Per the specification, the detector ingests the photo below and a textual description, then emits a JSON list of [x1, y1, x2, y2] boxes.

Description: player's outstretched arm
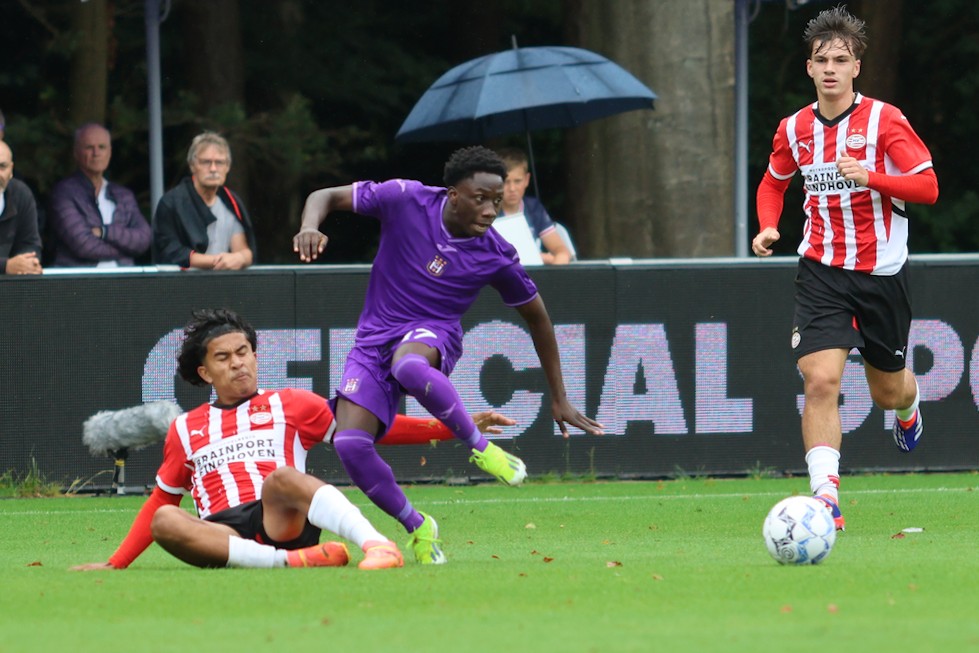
[[383, 410, 517, 445], [294, 185, 355, 262], [516, 296, 605, 438]]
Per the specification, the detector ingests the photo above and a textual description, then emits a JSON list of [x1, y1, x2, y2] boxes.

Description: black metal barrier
[[2, 256, 977, 491]]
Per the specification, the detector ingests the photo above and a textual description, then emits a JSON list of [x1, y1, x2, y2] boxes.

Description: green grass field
[[1, 473, 977, 653]]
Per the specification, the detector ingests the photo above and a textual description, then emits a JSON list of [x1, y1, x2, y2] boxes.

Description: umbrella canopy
[[395, 45, 656, 143]]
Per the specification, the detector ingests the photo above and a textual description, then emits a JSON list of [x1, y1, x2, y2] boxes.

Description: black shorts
[[204, 500, 321, 550], [791, 257, 912, 373]]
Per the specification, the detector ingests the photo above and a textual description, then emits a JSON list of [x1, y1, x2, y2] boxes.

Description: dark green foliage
[[1, 1, 975, 261]]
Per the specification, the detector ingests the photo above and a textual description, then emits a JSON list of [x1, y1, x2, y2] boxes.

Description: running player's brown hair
[[803, 6, 867, 59]]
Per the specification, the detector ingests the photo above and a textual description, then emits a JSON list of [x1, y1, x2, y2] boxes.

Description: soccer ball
[[762, 495, 837, 565]]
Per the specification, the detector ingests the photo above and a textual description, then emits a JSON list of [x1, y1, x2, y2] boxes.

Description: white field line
[[0, 485, 973, 517]]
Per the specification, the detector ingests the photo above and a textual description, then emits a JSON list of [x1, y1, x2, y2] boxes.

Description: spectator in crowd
[[46, 123, 152, 267], [0, 140, 42, 275], [152, 131, 255, 269], [0, 108, 48, 247], [494, 147, 572, 266]]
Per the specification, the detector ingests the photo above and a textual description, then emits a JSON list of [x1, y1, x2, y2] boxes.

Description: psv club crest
[[249, 403, 273, 426], [427, 255, 448, 276], [845, 129, 866, 151]]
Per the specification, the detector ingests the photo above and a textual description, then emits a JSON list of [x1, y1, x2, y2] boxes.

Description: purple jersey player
[[294, 146, 603, 564]]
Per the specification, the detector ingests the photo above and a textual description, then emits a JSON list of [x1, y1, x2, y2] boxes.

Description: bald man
[[47, 123, 152, 267], [0, 140, 42, 275]]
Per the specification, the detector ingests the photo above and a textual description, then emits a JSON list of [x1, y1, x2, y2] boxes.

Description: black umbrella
[[396, 43, 656, 197]]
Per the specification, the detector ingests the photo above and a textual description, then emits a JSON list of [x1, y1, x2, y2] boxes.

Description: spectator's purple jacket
[[47, 171, 152, 267]]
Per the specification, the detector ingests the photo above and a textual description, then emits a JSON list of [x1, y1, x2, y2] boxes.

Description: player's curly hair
[[177, 308, 257, 386], [804, 6, 867, 59], [442, 146, 507, 187]]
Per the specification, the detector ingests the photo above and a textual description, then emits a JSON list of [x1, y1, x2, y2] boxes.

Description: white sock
[[308, 485, 387, 549], [805, 445, 841, 501], [895, 378, 920, 422], [226, 536, 287, 568]]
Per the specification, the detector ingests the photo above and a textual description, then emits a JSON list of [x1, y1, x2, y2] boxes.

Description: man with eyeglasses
[[153, 131, 256, 269]]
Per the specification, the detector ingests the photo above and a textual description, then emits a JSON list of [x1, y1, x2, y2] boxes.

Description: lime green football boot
[[469, 441, 527, 486], [408, 512, 446, 565]]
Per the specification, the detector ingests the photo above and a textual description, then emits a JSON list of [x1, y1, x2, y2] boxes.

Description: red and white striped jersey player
[[72, 308, 512, 572], [751, 7, 938, 532]]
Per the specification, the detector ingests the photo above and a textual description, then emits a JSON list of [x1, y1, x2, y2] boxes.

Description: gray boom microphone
[[83, 400, 183, 455], [82, 401, 183, 494]]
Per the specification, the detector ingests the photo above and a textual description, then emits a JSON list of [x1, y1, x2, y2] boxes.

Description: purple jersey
[[351, 179, 538, 353]]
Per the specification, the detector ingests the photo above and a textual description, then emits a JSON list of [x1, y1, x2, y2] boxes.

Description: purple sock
[[332, 429, 424, 532], [392, 354, 488, 451]]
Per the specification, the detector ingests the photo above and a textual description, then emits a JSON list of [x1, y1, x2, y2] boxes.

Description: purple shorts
[[333, 326, 461, 431]]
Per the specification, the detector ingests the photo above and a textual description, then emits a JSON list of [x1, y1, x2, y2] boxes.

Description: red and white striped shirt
[[766, 94, 933, 275], [156, 388, 335, 519]]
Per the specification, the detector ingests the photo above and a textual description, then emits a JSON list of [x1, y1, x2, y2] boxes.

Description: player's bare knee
[[263, 467, 285, 494], [150, 505, 182, 545], [803, 373, 841, 403], [263, 467, 317, 509], [264, 467, 304, 493]]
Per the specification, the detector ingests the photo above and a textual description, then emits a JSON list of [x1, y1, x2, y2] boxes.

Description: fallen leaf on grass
[[780, 605, 793, 614], [542, 557, 554, 563], [26, 561, 42, 567], [827, 604, 838, 614], [525, 523, 536, 529], [606, 561, 622, 568], [891, 532, 906, 539]]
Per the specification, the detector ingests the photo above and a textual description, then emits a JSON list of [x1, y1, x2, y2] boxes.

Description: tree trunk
[[177, 0, 249, 206], [69, 0, 109, 126], [178, 0, 246, 113], [564, 0, 735, 258], [852, 0, 903, 102], [240, 1, 307, 262]]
